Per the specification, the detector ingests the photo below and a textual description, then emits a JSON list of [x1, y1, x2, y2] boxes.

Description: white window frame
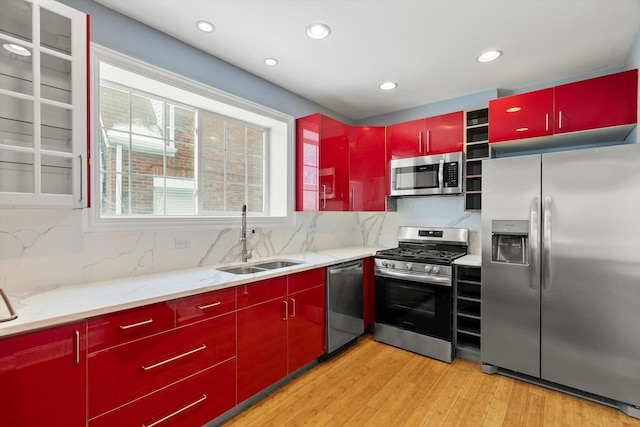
[[85, 44, 295, 232]]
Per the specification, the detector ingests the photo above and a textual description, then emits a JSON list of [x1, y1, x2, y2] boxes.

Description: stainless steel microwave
[[390, 152, 464, 196]]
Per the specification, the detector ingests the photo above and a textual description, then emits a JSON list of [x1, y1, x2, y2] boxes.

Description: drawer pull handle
[[195, 301, 222, 310], [141, 344, 207, 371], [142, 394, 207, 427], [119, 318, 154, 330]]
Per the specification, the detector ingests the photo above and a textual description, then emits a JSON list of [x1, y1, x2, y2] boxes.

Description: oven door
[[374, 270, 452, 341]]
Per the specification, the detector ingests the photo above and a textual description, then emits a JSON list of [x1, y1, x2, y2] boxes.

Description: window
[[88, 45, 294, 231]]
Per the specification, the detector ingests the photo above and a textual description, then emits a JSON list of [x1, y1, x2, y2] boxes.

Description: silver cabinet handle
[[558, 111, 563, 129], [142, 394, 207, 427], [290, 298, 296, 318], [283, 300, 288, 321], [542, 196, 553, 291], [141, 344, 207, 371], [438, 159, 444, 192], [426, 129, 431, 153], [321, 184, 327, 209], [74, 329, 80, 365], [0, 289, 18, 323], [351, 188, 355, 210], [417, 132, 422, 154], [529, 197, 540, 290], [545, 113, 549, 132], [119, 318, 153, 330], [196, 301, 221, 310], [78, 154, 83, 203]]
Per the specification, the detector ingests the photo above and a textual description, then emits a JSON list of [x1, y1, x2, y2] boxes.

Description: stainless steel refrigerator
[[481, 143, 640, 418]]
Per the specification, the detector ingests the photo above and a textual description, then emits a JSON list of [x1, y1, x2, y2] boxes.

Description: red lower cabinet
[[0, 321, 87, 427], [237, 292, 288, 402], [89, 358, 236, 427], [288, 284, 325, 372], [88, 312, 236, 418]]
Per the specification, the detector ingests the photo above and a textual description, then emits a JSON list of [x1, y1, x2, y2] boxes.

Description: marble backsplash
[[0, 196, 480, 294]]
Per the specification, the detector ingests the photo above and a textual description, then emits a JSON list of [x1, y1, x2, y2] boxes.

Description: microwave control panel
[[444, 162, 459, 187]]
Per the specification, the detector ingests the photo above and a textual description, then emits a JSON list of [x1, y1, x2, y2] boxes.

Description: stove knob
[[424, 265, 432, 273], [382, 261, 389, 268], [390, 262, 396, 269], [432, 266, 440, 274], [406, 263, 413, 270]]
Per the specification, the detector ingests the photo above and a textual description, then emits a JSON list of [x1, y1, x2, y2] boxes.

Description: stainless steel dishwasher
[[325, 260, 364, 356]]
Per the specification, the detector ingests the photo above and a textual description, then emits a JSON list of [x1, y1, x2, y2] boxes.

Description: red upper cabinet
[[489, 88, 554, 143], [386, 118, 426, 159], [554, 69, 638, 134], [0, 321, 87, 427], [296, 114, 349, 211], [349, 126, 386, 211], [423, 111, 464, 154], [489, 69, 638, 146]]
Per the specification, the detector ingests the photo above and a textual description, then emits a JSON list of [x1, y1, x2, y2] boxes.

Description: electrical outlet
[[174, 238, 191, 249]]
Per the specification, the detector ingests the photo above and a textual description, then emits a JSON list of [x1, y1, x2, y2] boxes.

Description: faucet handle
[[247, 249, 253, 260]]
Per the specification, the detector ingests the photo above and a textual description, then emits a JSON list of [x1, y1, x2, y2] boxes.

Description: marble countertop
[[0, 247, 380, 338], [453, 254, 481, 267]]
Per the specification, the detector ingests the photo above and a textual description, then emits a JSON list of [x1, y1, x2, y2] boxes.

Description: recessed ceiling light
[[306, 23, 331, 40], [264, 58, 278, 66], [379, 82, 398, 91], [3, 43, 31, 56], [477, 50, 502, 63], [196, 20, 215, 33]]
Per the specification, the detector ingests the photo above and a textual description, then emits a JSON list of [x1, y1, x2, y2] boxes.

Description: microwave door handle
[[438, 159, 444, 192]]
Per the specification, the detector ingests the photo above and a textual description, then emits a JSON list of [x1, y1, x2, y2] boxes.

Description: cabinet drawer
[[237, 277, 287, 309], [87, 302, 175, 353], [89, 358, 236, 427], [88, 312, 235, 418], [175, 287, 236, 326], [288, 268, 324, 294]]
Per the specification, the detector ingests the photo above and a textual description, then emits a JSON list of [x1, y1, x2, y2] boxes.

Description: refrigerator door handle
[[530, 197, 541, 290], [542, 196, 553, 291]]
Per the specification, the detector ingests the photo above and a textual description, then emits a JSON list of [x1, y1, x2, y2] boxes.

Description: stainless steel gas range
[[374, 226, 468, 363]]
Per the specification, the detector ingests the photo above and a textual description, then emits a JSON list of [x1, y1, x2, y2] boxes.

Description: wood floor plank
[[221, 335, 640, 427]]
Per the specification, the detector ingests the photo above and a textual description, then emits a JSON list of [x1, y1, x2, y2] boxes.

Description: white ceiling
[[95, 0, 640, 121]]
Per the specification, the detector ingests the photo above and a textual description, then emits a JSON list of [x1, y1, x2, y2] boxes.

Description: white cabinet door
[[0, 0, 88, 207]]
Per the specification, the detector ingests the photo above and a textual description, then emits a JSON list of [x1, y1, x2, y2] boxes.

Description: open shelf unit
[[454, 264, 481, 362], [464, 108, 491, 211]]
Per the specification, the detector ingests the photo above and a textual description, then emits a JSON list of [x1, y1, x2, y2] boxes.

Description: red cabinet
[[386, 112, 464, 160], [287, 269, 325, 372], [489, 69, 638, 145], [88, 312, 235, 418], [237, 269, 326, 403], [237, 277, 288, 402], [175, 287, 236, 326], [0, 321, 87, 427], [296, 113, 349, 211], [349, 126, 386, 211], [90, 359, 235, 427]]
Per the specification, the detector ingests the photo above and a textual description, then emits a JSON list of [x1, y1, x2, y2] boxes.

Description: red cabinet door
[[386, 118, 426, 159], [319, 115, 350, 211], [90, 359, 236, 427], [489, 88, 554, 144], [287, 267, 324, 294], [237, 293, 288, 402], [554, 69, 638, 134], [349, 126, 386, 211], [296, 114, 320, 211], [0, 321, 87, 427], [288, 284, 325, 373], [423, 111, 464, 154]]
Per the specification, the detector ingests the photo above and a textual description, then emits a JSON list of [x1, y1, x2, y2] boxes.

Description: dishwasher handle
[[328, 261, 363, 275]]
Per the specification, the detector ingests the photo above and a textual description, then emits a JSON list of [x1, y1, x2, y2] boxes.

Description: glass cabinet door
[[0, 0, 87, 207]]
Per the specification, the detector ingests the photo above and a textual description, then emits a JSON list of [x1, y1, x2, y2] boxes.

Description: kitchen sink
[[253, 260, 303, 270], [215, 259, 303, 275]]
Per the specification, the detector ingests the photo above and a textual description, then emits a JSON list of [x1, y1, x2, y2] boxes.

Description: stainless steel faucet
[[241, 204, 252, 262]]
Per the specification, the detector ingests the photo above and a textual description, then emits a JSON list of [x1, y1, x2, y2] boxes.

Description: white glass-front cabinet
[[0, 0, 88, 207]]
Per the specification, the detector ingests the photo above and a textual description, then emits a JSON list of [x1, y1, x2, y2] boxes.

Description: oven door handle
[[375, 268, 451, 287]]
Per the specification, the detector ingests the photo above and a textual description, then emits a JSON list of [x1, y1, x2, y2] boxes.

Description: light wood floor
[[221, 335, 640, 427]]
